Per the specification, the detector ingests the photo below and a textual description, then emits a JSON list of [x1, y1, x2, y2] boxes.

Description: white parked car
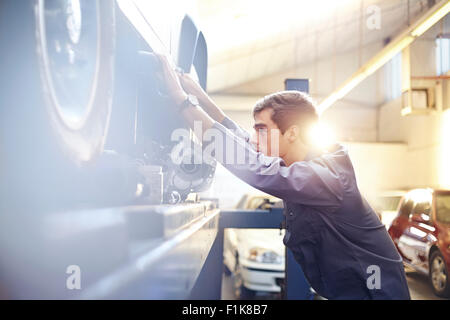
[[223, 193, 285, 299]]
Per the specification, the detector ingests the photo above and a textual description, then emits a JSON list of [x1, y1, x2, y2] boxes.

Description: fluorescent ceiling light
[[411, 1, 450, 37]]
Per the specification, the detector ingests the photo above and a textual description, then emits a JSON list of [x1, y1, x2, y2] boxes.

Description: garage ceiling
[[196, 0, 435, 94]]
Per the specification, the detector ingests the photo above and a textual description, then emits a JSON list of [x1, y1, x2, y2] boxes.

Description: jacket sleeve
[[220, 116, 252, 145], [209, 120, 344, 208]]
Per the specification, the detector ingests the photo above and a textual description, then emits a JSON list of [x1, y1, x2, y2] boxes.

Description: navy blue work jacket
[[212, 117, 411, 300]]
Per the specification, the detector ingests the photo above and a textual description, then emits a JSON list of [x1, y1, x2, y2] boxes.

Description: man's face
[[251, 108, 289, 157]]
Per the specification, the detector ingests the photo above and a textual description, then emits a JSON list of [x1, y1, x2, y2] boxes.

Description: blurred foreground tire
[[0, 0, 115, 212]]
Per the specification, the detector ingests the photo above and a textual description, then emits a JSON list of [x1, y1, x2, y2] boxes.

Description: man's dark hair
[[253, 91, 319, 136]]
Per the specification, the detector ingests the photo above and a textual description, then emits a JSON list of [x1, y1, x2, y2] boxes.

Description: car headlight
[[248, 247, 282, 264]]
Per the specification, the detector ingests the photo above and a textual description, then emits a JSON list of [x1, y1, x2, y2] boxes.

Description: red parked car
[[388, 188, 450, 298]]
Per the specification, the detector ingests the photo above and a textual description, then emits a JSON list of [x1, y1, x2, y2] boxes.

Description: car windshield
[[248, 197, 277, 210], [435, 194, 450, 224], [377, 196, 402, 211]]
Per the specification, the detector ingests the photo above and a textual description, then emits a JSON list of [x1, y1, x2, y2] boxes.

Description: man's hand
[[151, 53, 187, 107], [178, 72, 205, 99], [152, 52, 226, 124], [178, 70, 227, 124]]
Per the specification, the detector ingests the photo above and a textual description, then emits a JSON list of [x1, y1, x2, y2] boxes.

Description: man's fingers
[[150, 52, 173, 73], [148, 52, 188, 103], [174, 67, 185, 75], [177, 72, 186, 82], [151, 52, 188, 83], [178, 73, 191, 84]]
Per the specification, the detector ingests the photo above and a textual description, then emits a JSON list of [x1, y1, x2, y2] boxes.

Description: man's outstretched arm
[[153, 53, 344, 208], [178, 72, 252, 144]]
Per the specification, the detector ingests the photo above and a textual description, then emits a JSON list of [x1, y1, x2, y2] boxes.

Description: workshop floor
[[221, 266, 450, 300]]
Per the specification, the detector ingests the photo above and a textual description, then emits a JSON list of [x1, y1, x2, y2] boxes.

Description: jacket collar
[[304, 143, 343, 161], [304, 146, 324, 162], [280, 143, 344, 166]]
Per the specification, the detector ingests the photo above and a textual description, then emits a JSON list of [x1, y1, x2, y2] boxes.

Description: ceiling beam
[[317, 0, 450, 115]]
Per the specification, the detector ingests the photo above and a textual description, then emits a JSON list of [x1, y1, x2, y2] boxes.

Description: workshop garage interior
[[1, 0, 450, 305]]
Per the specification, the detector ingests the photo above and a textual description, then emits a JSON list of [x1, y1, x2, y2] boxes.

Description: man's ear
[[285, 125, 300, 143]]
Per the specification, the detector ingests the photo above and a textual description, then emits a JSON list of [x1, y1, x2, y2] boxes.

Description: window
[[248, 197, 274, 210], [385, 53, 402, 101], [411, 201, 431, 221], [398, 198, 414, 218], [435, 194, 450, 224], [436, 36, 450, 76], [235, 195, 248, 209], [376, 196, 402, 211]]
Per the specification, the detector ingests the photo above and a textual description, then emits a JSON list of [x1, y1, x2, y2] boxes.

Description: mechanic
[[152, 53, 411, 300]]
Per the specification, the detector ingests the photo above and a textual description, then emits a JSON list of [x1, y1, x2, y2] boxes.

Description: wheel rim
[[431, 255, 447, 292], [39, 0, 100, 128]]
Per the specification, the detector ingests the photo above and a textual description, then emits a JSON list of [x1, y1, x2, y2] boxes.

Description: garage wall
[[345, 142, 409, 197], [378, 96, 450, 190], [377, 20, 450, 190]]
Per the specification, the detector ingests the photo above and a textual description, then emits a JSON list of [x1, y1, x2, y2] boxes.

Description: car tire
[[429, 250, 450, 298], [0, 0, 115, 211]]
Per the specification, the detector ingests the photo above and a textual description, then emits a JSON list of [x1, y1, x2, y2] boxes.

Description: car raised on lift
[[0, 0, 213, 299]]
